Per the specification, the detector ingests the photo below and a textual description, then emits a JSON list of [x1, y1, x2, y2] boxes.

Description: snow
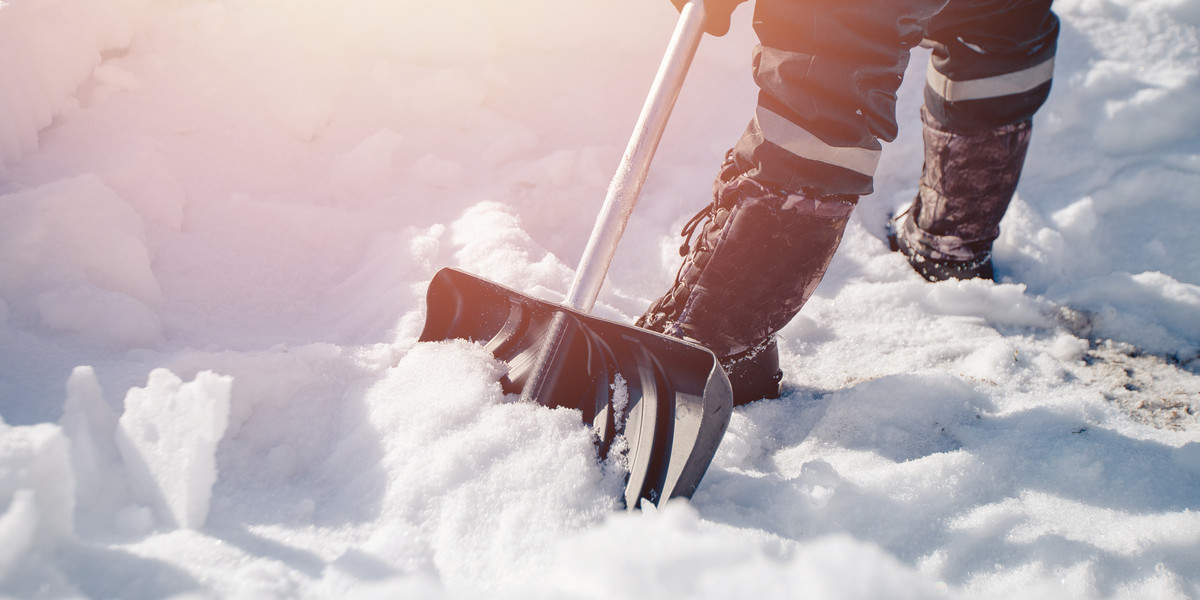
[[0, 0, 1198, 598], [116, 368, 231, 530]]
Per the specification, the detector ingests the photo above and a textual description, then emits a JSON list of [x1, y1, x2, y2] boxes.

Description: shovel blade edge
[[419, 267, 733, 507]]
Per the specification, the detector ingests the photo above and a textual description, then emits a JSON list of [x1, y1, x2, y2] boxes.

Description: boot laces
[[678, 202, 714, 257], [644, 200, 715, 332]]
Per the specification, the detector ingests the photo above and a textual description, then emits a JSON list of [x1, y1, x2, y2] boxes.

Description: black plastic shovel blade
[[419, 267, 733, 508]]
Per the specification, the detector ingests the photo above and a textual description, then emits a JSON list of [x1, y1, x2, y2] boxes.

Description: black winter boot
[[637, 155, 856, 406], [892, 107, 1033, 282]]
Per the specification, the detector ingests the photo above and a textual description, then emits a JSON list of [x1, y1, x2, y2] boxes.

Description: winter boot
[[891, 107, 1033, 282], [637, 155, 856, 406]]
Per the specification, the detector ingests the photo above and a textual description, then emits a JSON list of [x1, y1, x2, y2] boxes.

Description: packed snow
[[1, 0, 1199, 598]]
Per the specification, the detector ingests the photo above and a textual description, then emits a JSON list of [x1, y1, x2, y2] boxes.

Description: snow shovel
[[420, 0, 731, 509]]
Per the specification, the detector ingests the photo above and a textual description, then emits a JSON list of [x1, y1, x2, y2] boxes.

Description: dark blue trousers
[[730, 0, 1058, 196]]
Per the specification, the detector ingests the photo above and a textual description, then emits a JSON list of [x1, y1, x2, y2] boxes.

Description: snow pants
[[729, 0, 1059, 197]]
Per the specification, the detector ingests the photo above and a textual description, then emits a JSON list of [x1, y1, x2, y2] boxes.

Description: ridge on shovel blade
[[419, 267, 733, 508]]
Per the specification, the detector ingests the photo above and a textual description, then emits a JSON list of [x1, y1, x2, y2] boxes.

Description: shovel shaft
[[564, 0, 707, 312], [425, 3, 734, 506]]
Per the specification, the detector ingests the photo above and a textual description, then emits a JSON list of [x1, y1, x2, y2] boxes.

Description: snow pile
[[321, 340, 621, 591], [0, 365, 233, 597], [0, 419, 74, 584], [116, 369, 231, 530], [994, 0, 1200, 358], [58, 367, 129, 535], [0, 175, 163, 347], [1, 0, 1199, 598], [0, 0, 143, 173]]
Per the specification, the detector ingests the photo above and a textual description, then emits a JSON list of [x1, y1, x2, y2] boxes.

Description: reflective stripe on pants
[[731, 0, 1058, 195]]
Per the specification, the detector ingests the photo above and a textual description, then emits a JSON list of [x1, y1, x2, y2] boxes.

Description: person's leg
[[639, 0, 946, 404], [731, 0, 949, 197], [893, 0, 1058, 281], [637, 155, 857, 403]]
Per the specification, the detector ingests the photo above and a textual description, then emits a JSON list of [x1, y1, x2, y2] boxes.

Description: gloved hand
[[670, 0, 748, 36]]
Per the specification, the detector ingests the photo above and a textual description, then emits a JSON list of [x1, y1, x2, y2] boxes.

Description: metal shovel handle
[[423, 2, 731, 505], [564, 0, 708, 312]]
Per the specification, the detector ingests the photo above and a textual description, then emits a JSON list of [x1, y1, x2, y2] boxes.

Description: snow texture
[[116, 369, 231, 530], [1, 0, 1199, 598]]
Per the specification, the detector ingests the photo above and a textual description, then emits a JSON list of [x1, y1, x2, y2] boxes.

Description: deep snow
[[1, 0, 1199, 598]]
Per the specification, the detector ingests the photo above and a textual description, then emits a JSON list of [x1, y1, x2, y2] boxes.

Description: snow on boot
[[892, 107, 1032, 282], [637, 155, 855, 405], [888, 212, 995, 281], [720, 337, 783, 406]]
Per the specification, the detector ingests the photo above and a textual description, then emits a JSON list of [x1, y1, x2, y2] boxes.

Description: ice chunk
[[0, 174, 163, 346], [0, 174, 161, 304], [58, 366, 128, 534], [60, 366, 120, 484], [116, 369, 232, 530], [0, 0, 139, 167], [0, 420, 76, 557]]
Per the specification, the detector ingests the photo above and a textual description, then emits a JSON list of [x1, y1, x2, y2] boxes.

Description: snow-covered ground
[[2, 0, 1199, 597]]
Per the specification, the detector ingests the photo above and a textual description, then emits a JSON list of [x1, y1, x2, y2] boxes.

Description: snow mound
[[325, 339, 622, 588], [0, 174, 162, 346], [0, 419, 75, 586], [0, 0, 142, 172], [116, 369, 232, 530], [1, 0, 1199, 597]]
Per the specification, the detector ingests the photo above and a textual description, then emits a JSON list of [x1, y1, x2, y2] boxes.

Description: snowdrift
[[1, 0, 1198, 598]]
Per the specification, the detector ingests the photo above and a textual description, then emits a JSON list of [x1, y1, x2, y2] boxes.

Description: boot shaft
[[904, 107, 1033, 265], [639, 156, 855, 359]]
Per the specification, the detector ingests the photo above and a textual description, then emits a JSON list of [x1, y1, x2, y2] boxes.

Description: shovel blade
[[419, 267, 733, 507]]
